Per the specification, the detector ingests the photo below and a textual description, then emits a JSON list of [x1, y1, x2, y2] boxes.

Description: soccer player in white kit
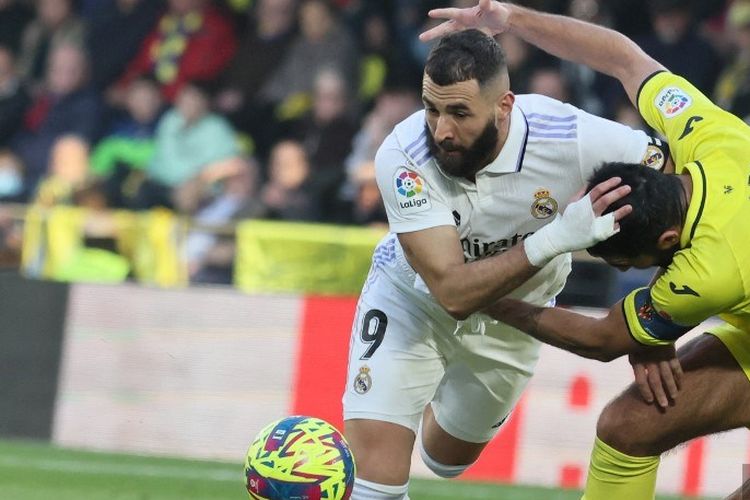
[[343, 29, 671, 500]]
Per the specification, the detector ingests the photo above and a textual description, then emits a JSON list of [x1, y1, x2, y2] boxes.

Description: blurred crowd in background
[[0, 0, 747, 283]]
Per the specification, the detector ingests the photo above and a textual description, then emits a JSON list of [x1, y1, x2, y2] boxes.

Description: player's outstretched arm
[[485, 298, 682, 407], [420, 1, 665, 106], [485, 298, 636, 362]]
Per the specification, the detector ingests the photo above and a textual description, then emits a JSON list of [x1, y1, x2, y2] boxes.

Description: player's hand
[[570, 176, 633, 232], [523, 177, 631, 267], [629, 345, 683, 409], [419, 0, 512, 42]]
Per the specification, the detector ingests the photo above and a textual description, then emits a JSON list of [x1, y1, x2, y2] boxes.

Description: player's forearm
[[505, 4, 651, 101], [435, 245, 539, 320], [485, 298, 627, 361]]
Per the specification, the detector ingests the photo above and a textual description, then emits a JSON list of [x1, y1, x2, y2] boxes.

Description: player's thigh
[[344, 419, 415, 485], [343, 287, 446, 427], [598, 330, 750, 456], [342, 282, 447, 479], [426, 323, 541, 463]]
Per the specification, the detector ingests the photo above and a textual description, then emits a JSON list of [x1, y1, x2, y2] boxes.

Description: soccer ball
[[244, 415, 356, 500]]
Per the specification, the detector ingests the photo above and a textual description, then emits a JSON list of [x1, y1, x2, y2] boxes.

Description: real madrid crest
[[642, 144, 665, 170], [353, 366, 372, 394], [530, 188, 558, 219]]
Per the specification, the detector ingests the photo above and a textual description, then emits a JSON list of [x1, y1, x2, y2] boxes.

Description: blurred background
[[0, 0, 747, 290], [0, 1, 748, 499]]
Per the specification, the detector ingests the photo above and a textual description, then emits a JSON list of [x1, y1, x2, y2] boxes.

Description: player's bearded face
[[425, 118, 499, 178]]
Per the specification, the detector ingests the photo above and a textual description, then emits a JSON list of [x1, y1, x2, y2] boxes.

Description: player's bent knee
[[419, 438, 472, 478], [351, 478, 410, 500], [596, 392, 663, 456], [597, 397, 637, 449]]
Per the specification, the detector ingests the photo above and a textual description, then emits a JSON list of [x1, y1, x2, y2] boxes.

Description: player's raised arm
[[420, 0, 665, 106]]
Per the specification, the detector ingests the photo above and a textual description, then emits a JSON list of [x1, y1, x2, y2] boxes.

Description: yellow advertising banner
[[21, 206, 187, 287], [235, 221, 386, 295]]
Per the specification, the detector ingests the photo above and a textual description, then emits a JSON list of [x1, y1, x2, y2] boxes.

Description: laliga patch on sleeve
[[655, 87, 692, 118], [393, 167, 431, 214]]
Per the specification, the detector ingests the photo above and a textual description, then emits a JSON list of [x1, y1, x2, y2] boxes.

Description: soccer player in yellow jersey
[[422, 1, 750, 498]]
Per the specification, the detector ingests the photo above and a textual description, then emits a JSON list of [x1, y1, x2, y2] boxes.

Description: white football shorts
[[342, 271, 543, 444]]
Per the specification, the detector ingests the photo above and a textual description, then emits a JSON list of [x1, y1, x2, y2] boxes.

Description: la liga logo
[[665, 94, 688, 115], [656, 87, 692, 117], [395, 171, 423, 198]]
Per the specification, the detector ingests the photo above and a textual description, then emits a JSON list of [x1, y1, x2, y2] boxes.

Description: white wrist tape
[[524, 195, 619, 267]]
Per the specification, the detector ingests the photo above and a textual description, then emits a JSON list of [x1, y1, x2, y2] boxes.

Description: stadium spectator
[[0, 45, 30, 148], [422, 1, 750, 498], [527, 65, 572, 102], [0, 0, 33, 55], [134, 79, 241, 210], [215, 0, 298, 120], [343, 27, 667, 499], [353, 7, 422, 104], [714, 0, 750, 122], [284, 68, 357, 220], [17, 0, 86, 91], [104, 77, 164, 142], [185, 158, 264, 284], [339, 160, 387, 227], [340, 85, 420, 205], [260, 139, 319, 221], [635, 0, 722, 96], [113, 0, 237, 103], [11, 42, 102, 195], [258, 0, 358, 120], [33, 134, 90, 207], [558, 0, 623, 117], [91, 77, 164, 208], [84, 0, 163, 90]]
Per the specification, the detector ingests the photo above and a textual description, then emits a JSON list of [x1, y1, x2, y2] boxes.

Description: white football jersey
[[371, 93, 661, 306]]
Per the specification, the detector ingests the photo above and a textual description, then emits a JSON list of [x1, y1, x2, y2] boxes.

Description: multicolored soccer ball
[[244, 416, 356, 500]]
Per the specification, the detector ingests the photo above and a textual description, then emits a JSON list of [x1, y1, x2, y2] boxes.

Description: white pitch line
[[0, 455, 241, 482]]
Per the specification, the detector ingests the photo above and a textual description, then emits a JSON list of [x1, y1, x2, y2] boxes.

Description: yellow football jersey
[[622, 71, 750, 345]]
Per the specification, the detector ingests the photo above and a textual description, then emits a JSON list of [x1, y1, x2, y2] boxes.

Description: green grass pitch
[[0, 439, 715, 499]]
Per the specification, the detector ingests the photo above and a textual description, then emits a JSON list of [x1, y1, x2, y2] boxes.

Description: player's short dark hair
[[424, 29, 507, 87], [586, 162, 686, 259]]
